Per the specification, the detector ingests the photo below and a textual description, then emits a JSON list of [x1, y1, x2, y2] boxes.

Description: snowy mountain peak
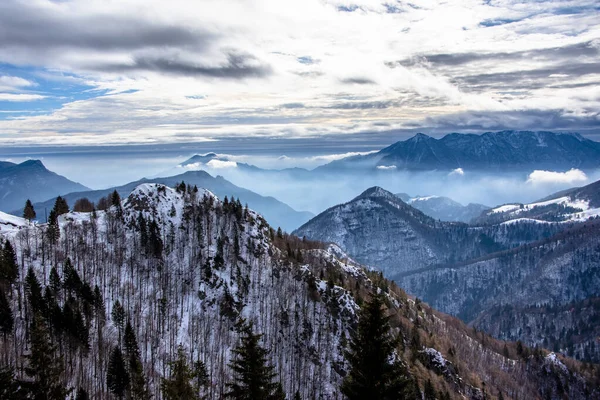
[[355, 186, 400, 203]]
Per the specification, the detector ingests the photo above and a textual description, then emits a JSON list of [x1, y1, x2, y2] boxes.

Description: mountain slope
[[293, 187, 496, 275], [0, 160, 89, 213], [319, 131, 600, 172], [394, 220, 600, 363], [26, 170, 313, 232], [1, 183, 598, 399], [475, 178, 600, 225]]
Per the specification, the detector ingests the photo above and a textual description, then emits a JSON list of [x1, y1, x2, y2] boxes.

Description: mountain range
[[1, 183, 598, 399], [294, 183, 600, 363], [318, 131, 600, 172], [0, 160, 89, 213]]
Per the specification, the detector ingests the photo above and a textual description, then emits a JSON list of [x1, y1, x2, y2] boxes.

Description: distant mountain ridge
[[319, 131, 600, 172], [0, 159, 89, 213], [396, 193, 489, 222], [25, 170, 313, 232]]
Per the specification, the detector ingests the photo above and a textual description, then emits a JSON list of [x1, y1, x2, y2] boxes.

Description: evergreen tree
[[110, 190, 121, 207], [46, 210, 60, 243], [341, 292, 416, 400], [23, 316, 70, 400], [161, 345, 198, 400], [124, 321, 150, 400], [193, 359, 209, 398], [53, 196, 69, 216], [0, 241, 18, 288], [0, 288, 14, 339], [107, 346, 129, 399], [23, 199, 36, 221], [111, 300, 125, 340], [225, 321, 283, 400], [25, 267, 45, 315]]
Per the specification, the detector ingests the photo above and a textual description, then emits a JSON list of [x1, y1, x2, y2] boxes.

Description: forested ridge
[[0, 183, 599, 399]]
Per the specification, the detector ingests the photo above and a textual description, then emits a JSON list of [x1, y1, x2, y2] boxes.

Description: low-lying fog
[[2, 143, 599, 215]]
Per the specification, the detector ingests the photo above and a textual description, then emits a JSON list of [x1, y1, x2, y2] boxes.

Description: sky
[[0, 0, 599, 147]]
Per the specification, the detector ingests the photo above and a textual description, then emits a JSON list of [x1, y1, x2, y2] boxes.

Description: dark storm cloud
[[455, 62, 600, 91], [98, 53, 272, 79], [0, 1, 211, 52], [340, 77, 376, 85], [422, 109, 600, 133], [393, 41, 599, 68]]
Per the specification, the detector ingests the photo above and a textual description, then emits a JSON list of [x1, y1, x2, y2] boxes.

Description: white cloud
[[526, 168, 588, 185], [376, 165, 397, 170], [311, 151, 379, 163], [449, 167, 465, 176], [0, 93, 46, 101], [206, 159, 238, 169], [0, 0, 598, 144]]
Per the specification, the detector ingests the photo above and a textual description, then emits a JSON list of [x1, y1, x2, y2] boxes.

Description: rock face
[[0, 159, 89, 213], [319, 131, 600, 171]]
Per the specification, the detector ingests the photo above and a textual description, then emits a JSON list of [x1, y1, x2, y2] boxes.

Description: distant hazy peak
[[355, 186, 400, 202]]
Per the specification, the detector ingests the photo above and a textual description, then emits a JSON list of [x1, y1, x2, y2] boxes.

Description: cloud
[[526, 168, 588, 185], [449, 167, 465, 176], [206, 159, 238, 169], [340, 77, 376, 85], [0, 0, 598, 145], [0, 75, 36, 91], [376, 165, 397, 170], [98, 52, 272, 79], [0, 93, 46, 101], [310, 151, 379, 163]]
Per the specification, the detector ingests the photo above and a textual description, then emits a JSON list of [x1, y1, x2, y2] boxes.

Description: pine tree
[[124, 321, 149, 400], [23, 315, 70, 400], [107, 346, 129, 399], [161, 345, 198, 400], [341, 292, 416, 400], [46, 210, 60, 243], [25, 267, 45, 315], [111, 300, 125, 341], [23, 199, 36, 221], [53, 196, 69, 216], [0, 241, 18, 288], [225, 321, 283, 400], [0, 288, 14, 339]]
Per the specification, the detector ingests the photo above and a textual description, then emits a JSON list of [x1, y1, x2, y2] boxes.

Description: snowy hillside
[[1, 183, 598, 399], [477, 179, 600, 225]]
